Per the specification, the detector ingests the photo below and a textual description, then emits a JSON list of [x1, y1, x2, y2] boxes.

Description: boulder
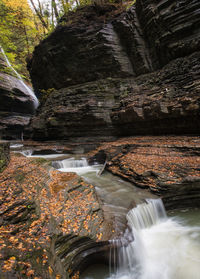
[[28, 0, 200, 140]]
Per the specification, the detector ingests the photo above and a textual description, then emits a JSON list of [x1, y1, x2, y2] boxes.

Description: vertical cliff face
[[28, 5, 135, 93], [28, 1, 200, 140]]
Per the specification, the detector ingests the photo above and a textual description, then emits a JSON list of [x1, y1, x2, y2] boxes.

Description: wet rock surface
[[28, 0, 200, 139], [0, 54, 35, 139], [91, 136, 200, 210]]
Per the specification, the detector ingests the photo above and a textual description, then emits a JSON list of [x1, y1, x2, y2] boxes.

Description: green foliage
[[0, 1, 16, 65], [0, 0, 132, 80], [31, 157, 50, 165], [15, 171, 25, 183], [0, 0, 44, 79], [40, 88, 55, 103], [126, 0, 136, 10]]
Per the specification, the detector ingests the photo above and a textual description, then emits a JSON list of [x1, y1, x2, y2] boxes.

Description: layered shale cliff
[[28, 0, 200, 140], [0, 53, 35, 139]]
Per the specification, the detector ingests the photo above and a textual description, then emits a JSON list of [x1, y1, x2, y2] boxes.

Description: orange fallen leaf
[[48, 266, 53, 275], [27, 269, 35, 276]]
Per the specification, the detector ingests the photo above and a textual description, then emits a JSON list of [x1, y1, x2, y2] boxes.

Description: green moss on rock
[[0, 142, 10, 172]]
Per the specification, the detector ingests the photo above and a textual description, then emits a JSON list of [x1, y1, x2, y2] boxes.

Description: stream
[[14, 145, 200, 279]]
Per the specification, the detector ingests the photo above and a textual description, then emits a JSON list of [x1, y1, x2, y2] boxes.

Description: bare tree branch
[[29, 0, 48, 29]]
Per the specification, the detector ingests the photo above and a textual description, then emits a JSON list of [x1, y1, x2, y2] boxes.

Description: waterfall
[[0, 46, 39, 109], [52, 158, 101, 175], [19, 149, 67, 159], [127, 199, 167, 230], [20, 149, 33, 157], [109, 199, 200, 279]]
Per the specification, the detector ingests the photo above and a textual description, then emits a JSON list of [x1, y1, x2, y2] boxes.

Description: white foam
[[109, 200, 200, 279]]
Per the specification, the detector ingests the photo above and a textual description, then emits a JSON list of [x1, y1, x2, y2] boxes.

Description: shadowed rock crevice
[[136, 0, 200, 68]]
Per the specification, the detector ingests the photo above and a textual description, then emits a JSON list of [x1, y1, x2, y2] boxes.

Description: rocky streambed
[[0, 148, 111, 279], [0, 135, 200, 278]]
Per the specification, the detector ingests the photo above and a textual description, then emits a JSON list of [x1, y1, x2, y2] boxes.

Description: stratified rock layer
[[28, 0, 200, 139], [0, 154, 110, 278], [0, 54, 35, 139], [30, 51, 200, 139], [91, 136, 200, 210]]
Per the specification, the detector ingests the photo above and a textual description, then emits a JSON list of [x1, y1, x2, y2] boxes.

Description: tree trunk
[[52, 0, 59, 21], [29, 0, 48, 30]]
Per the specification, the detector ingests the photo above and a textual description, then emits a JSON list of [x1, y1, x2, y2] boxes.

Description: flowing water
[[19, 151, 200, 278], [0, 46, 39, 108], [20, 149, 67, 159], [82, 201, 200, 279], [52, 157, 101, 175], [108, 200, 200, 279], [52, 157, 154, 233]]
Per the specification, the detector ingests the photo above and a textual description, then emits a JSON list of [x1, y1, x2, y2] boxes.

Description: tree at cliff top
[[29, 0, 95, 29], [29, 0, 127, 30], [0, 0, 44, 78]]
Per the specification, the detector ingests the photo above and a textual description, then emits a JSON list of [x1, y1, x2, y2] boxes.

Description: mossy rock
[[0, 142, 10, 172]]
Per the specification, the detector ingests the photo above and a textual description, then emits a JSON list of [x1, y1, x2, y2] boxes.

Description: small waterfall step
[[127, 198, 167, 230], [52, 157, 101, 175], [109, 199, 200, 279]]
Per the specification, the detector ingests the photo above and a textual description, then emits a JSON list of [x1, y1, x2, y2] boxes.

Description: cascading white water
[[21, 149, 33, 157], [19, 149, 67, 159], [53, 158, 101, 175], [0, 46, 39, 108], [109, 199, 200, 279], [127, 199, 167, 230]]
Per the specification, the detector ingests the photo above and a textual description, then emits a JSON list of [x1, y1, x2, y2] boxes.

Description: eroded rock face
[[0, 54, 35, 139], [136, 0, 200, 68], [28, 5, 135, 93], [28, 1, 200, 140], [30, 51, 200, 139]]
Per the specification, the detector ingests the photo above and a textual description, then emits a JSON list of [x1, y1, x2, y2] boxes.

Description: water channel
[[15, 145, 200, 279]]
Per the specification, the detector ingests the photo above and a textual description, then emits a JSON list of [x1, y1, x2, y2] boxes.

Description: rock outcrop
[[91, 136, 200, 210], [0, 154, 111, 278], [0, 52, 35, 139], [28, 0, 200, 140]]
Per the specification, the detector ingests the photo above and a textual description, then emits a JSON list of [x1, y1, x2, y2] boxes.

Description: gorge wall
[[28, 0, 200, 140], [0, 52, 35, 139]]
